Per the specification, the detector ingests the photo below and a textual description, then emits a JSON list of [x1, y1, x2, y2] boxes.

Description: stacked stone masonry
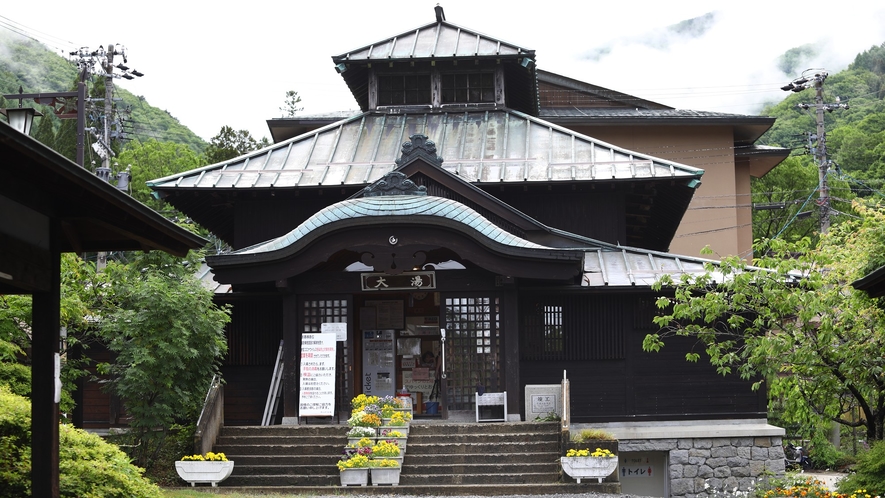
[[620, 436, 786, 498]]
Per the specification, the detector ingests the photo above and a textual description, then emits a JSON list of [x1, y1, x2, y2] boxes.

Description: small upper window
[[378, 74, 431, 106], [441, 72, 495, 103]]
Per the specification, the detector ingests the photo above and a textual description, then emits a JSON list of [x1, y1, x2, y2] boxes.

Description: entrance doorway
[[442, 295, 502, 412]]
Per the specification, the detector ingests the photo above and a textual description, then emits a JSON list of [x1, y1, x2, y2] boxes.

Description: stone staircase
[[209, 421, 620, 494]]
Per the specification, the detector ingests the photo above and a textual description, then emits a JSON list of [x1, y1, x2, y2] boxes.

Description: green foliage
[[778, 44, 820, 76], [837, 440, 885, 495], [59, 424, 163, 498], [571, 428, 616, 442], [0, 386, 31, 497], [204, 125, 268, 164], [757, 42, 885, 242], [649, 202, 885, 441], [94, 250, 229, 467], [0, 32, 205, 156], [0, 386, 162, 498], [116, 139, 205, 210], [279, 90, 303, 117]]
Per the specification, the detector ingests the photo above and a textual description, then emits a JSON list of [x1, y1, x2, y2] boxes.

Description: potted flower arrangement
[[346, 437, 375, 450], [560, 447, 618, 483], [370, 439, 403, 466], [175, 452, 234, 487], [351, 394, 379, 412], [379, 430, 407, 453], [337, 453, 371, 486], [346, 426, 377, 445], [347, 410, 381, 430], [369, 458, 401, 486], [380, 409, 411, 435]]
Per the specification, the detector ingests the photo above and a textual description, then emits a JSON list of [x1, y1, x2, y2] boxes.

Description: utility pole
[[781, 69, 848, 233], [69, 44, 142, 270]]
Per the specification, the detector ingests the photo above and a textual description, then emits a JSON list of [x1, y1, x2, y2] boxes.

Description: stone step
[[225, 471, 561, 487], [233, 464, 339, 476], [216, 435, 348, 447], [219, 425, 347, 437], [403, 452, 557, 465], [226, 454, 342, 466], [399, 461, 561, 476], [405, 441, 560, 454], [181, 482, 620, 495], [409, 422, 559, 436], [407, 433, 559, 444], [213, 443, 343, 456]]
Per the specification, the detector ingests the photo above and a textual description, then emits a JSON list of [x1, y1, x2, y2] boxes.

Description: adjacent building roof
[[149, 109, 703, 193], [1, 121, 206, 293]]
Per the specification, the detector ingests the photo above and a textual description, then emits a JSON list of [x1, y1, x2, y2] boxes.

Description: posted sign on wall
[[299, 332, 337, 417]]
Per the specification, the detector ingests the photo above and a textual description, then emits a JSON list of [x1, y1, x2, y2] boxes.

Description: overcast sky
[[3, 1, 885, 142]]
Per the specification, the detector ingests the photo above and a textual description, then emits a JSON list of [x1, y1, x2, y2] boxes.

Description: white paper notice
[[299, 333, 337, 416]]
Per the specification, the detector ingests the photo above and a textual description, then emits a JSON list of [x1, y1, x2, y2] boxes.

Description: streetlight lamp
[[1, 105, 42, 135]]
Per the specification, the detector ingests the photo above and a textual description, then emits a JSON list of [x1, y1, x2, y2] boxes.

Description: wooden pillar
[[31, 221, 60, 497], [281, 293, 299, 422], [502, 289, 520, 420]]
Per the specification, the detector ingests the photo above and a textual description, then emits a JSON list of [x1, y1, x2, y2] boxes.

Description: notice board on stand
[[299, 332, 337, 417]]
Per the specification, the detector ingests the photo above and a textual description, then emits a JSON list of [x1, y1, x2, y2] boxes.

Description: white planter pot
[[371, 466, 401, 486], [561, 456, 618, 483], [175, 460, 234, 487], [339, 467, 369, 486]]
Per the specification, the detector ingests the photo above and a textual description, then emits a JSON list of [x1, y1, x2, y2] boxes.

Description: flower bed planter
[[381, 436, 407, 453], [339, 467, 369, 486], [175, 461, 235, 487], [371, 466, 401, 486], [379, 425, 409, 436], [560, 457, 618, 483]]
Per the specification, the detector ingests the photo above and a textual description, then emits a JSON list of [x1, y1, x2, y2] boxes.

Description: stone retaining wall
[[620, 436, 786, 498]]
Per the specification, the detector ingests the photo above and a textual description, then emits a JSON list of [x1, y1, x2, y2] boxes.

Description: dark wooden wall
[[491, 189, 626, 245], [518, 293, 766, 422], [233, 194, 354, 250]]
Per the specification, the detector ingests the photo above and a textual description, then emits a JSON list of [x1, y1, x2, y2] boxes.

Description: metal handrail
[[193, 374, 224, 455]]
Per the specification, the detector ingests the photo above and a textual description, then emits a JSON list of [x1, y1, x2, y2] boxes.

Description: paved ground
[[802, 472, 846, 491]]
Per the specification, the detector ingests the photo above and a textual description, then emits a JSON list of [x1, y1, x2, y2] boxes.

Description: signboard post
[[299, 332, 337, 417]]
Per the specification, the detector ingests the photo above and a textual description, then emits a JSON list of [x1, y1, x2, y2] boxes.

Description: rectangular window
[[378, 74, 431, 106], [441, 72, 495, 104], [520, 295, 624, 361]]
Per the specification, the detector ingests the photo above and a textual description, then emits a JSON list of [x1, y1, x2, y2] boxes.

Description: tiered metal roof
[[148, 109, 703, 192], [332, 18, 533, 62]]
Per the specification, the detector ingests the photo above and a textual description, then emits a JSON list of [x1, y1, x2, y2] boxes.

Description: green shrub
[[59, 425, 162, 498], [572, 428, 616, 442], [837, 440, 885, 495], [0, 386, 31, 497], [0, 386, 162, 498]]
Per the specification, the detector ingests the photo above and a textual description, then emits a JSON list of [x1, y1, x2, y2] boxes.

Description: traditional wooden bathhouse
[[148, 8, 786, 496]]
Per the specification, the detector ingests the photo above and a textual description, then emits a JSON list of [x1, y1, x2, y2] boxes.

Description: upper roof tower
[[331, 6, 539, 115]]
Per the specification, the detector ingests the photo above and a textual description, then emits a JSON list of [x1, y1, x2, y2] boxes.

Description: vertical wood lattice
[[443, 296, 501, 411], [519, 294, 625, 361]]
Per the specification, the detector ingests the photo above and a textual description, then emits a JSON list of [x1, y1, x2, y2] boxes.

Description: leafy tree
[[92, 249, 230, 467], [279, 89, 303, 117], [646, 202, 885, 442], [204, 125, 268, 164], [115, 138, 204, 210]]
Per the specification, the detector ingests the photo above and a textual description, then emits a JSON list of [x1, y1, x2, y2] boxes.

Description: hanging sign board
[[299, 332, 337, 417], [361, 271, 436, 291]]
